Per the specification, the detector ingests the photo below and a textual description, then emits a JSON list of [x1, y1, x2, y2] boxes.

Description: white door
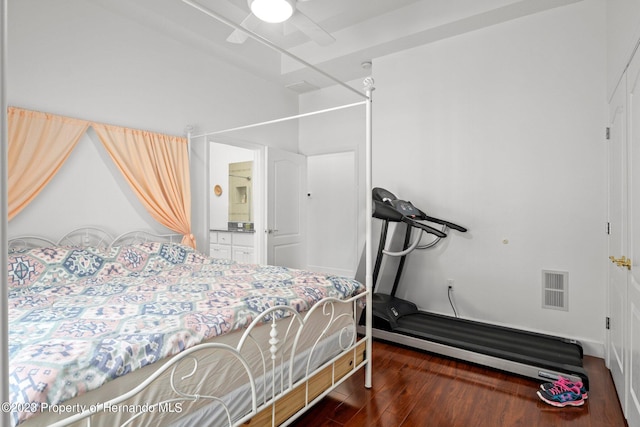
[[266, 147, 307, 269], [608, 73, 628, 413], [306, 151, 358, 276], [626, 49, 640, 427]]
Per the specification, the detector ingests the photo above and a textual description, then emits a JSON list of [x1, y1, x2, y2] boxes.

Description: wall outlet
[[447, 279, 454, 290]]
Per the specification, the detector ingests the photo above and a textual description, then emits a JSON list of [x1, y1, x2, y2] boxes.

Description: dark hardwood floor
[[291, 340, 627, 427]]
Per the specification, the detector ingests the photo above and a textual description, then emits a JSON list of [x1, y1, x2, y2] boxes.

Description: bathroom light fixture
[[249, 0, 294, 24]]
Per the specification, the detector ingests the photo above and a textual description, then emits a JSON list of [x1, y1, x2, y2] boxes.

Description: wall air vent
[[542, 270, 568, 311]]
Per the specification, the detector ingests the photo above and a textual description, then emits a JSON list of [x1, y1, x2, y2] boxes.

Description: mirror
[[228, 160, 253, 231]]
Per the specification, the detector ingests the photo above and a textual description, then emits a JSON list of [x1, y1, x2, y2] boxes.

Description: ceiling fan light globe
[[249, 0, 294, 23]]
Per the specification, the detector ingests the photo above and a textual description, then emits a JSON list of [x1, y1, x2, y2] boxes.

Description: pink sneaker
[[540, 376, 588, 400], [537, 382, 585, 407]]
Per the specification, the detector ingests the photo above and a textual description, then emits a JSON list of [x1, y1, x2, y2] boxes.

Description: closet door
[[608, 72, 628, 414], [626, 49, 640, 427], [306, 151, 358, 276]]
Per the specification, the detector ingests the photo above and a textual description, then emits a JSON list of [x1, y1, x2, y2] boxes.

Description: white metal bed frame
[[0, 1, 374, 425], [2, 1, 10, 425], [8, 229, 368, 426]]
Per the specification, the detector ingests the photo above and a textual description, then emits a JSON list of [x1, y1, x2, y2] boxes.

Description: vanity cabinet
[[209, 231, 231, 260], [231, 232, 255, 263], [209, 230, 255, 263]]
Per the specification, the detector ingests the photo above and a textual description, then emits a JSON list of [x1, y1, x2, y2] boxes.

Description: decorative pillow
[[7, 246, 116, 288], [109, 242, 216, 276], [7, 242, 228, 288]]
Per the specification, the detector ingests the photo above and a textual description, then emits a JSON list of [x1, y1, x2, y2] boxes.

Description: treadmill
[[364, 187, 588, 389]]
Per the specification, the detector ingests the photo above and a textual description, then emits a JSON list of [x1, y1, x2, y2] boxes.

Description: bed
[[7, 228, 368, 427]]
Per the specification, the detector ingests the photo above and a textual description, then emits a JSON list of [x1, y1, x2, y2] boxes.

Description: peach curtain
[[7, 107, 90, 220], [92, 124, 195, 248]]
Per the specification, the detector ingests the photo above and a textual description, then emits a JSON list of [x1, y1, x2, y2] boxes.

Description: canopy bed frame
[[2, 1, 10, 426], [0, 1, 374, 426], [8, 228, 368, 427]]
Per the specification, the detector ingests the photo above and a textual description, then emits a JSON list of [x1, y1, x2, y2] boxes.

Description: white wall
[[372, 0, 607, 355], [7, 0, 299, 242], [9, 129, 161, 240]]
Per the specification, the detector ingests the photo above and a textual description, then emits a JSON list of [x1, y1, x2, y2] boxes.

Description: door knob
[[610, 255, 632, 270], [618, 256, 632, 270]]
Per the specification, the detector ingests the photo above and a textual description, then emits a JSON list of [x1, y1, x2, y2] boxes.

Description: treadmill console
[[392, 200, 421, 218], [372, 187, 397, 204]]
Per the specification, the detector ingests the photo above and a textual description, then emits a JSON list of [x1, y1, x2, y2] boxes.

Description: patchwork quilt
[[7, 242, 365, 426]]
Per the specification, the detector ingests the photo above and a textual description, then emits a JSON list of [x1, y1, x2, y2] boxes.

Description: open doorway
[[209, 142, 263, 264], [203, 140, 308, 270]]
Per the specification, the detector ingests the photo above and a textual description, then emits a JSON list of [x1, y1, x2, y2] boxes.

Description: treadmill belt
[[394, 312, 584, 371]]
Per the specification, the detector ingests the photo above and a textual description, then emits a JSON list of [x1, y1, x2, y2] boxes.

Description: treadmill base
[[359, 325, 586, 388]]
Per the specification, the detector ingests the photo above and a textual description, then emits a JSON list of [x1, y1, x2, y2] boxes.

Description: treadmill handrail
[[418, 210, 467, 233], [374, 201, 448, 238], [382, 227, 424, 257], [372, 187, 468, 234], [401, 216, 447, 238], [382, 216, 446, 257]]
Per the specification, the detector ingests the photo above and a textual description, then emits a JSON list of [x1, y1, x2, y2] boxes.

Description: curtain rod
[[181, 0, 368, 100], [190, 100, 366, 139]]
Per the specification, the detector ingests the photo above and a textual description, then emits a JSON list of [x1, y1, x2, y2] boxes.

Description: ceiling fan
[[227, 0, 335, 46]]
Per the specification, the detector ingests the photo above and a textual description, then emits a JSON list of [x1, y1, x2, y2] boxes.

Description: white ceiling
[[90, 0, 582, 93]]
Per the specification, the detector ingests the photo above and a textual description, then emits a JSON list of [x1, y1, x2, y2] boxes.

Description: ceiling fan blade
[[226, 13, 262, 44], [289, 10, 335, 46]]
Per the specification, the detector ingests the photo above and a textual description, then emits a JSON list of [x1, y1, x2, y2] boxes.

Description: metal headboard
[[56, 227, 114, 249], [111, 230, 183, 247], [8, 236, 57, 253], [8, 227, 182, 253]]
